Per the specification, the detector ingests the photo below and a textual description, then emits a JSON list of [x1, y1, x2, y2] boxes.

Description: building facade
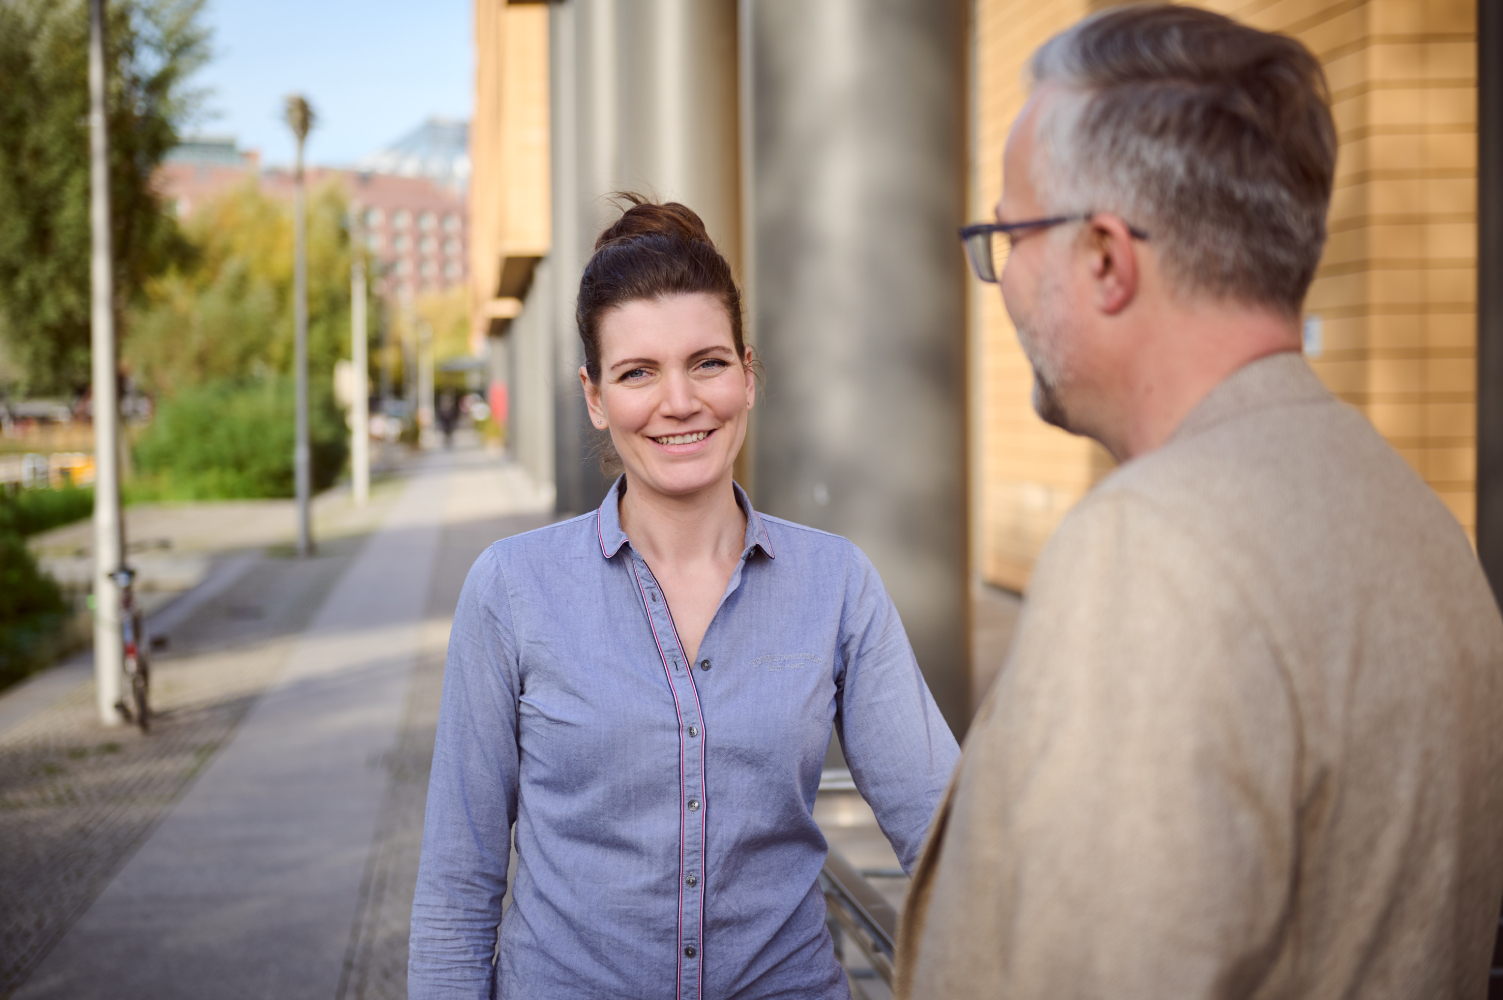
[[157, 133, 470, 304], [471, 0, 1498, 726]]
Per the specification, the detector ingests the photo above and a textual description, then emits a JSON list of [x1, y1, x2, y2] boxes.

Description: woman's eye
[[620, 368, 651, 381], [697, 359, 728, 373]]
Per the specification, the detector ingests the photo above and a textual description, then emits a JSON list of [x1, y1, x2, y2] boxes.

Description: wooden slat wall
[[972, 0, 1479, 591], [469, 1, 551, 346]]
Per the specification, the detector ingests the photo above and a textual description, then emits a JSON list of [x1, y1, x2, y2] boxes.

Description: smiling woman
[[409, 197, 959, 1000]]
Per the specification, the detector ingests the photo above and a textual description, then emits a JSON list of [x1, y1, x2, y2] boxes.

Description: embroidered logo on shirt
[[752, 653, 820, 671]]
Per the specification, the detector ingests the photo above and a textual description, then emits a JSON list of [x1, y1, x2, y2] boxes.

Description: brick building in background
[[156, 123, 470, 303]]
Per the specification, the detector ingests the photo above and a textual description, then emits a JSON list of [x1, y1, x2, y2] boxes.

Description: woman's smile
[[650, 428, 715, 449]]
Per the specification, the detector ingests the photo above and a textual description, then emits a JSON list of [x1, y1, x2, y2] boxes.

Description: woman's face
[[582, 292, 755, 503]]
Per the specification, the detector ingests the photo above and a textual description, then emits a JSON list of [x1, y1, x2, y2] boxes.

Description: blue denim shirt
[[409, 479, 959, 1000]]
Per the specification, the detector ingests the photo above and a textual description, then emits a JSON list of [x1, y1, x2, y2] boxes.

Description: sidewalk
[[0, 444, 553, 1000], [0, 445, 1020, 1000]]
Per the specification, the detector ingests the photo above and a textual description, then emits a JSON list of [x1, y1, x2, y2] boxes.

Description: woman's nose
[[660, 370, 700, 416]]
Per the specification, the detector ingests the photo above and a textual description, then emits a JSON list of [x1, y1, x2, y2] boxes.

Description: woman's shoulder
[[753, 512, 873, 572], [471, 510, 603, 577]]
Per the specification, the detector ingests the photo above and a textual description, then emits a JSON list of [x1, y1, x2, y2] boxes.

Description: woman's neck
[[618, 472, 746, 570]]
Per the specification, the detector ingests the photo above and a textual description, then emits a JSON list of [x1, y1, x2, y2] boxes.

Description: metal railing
[[821, 846, 899, 989]]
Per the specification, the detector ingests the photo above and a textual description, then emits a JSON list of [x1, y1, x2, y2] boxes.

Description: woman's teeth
[[654, 431, 709, 445]]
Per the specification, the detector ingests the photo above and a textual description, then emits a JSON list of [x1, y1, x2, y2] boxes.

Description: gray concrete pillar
[[744, 0, 971, 737], [614, 0, 741, 271], [549, 0, 742, 515], [510, 260, 556, 490], [549, 0, 612, 514]]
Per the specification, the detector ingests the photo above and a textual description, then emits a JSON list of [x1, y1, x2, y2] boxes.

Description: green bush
[[133, 377, 349, 500], [0, 485, 94, 536], [0, 529, 69, 690]]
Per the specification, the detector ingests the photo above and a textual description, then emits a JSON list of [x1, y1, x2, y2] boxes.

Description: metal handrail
[[820, 846, 899, 986]]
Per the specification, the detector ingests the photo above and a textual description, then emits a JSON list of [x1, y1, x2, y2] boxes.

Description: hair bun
[[595, 192, 713, 251]]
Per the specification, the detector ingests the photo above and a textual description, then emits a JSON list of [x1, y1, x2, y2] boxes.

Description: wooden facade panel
[[973, 0, 1480, 586], [1370, 0, 1472, 34]]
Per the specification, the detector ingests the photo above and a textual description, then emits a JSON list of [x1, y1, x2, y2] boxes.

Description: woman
[[408, 197, 958, 1000]]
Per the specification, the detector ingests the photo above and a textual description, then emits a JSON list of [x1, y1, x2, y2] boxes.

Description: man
[[897, 6, 1503, 999]]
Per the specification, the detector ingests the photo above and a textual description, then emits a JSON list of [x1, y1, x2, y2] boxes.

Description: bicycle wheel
[[131, 664, 150, 733]]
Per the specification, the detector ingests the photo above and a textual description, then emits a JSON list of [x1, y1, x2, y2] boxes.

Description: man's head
[[997, 5, 1337, 459]]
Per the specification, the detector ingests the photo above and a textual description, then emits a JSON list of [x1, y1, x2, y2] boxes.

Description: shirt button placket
[[639, 558, 706, 999]]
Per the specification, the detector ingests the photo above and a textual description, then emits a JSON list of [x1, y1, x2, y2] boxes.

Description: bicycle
[[110, 566, 150, 733]]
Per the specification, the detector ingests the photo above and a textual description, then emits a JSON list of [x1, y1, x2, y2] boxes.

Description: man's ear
[[581, 367, 607, 429], [1088, 214, 1139, 315]]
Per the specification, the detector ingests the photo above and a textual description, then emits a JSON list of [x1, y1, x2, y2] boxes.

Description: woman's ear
[[743, 347, 757, 409], [581, 367, 608, 429]]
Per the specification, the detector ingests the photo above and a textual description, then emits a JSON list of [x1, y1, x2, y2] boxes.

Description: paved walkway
[[1, 445, 1019, 1000], [2, 447, 552, 1000]]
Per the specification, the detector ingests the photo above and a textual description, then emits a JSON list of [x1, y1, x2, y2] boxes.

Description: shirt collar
[[595, 476, 776, 561]]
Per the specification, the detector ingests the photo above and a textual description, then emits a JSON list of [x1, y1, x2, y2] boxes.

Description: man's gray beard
[[1014, 285, 1075, 433], [1030, 372, 1070, 431]]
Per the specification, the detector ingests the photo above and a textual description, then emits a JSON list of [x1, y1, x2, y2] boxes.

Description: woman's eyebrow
[[609, 357, 658, 372]]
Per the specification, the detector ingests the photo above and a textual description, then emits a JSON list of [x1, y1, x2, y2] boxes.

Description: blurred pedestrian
[[409, 196, 958, 999], [436, 390, 458, 449], [897, 6, 1503, 999]]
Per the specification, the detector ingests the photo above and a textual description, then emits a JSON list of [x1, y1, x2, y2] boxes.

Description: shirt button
[[686, 873, 698, 887], [688, 799, 700, 811], [699, 658, 711, 671], [687, 725, 698, 738], [684, 945, 697, 959]]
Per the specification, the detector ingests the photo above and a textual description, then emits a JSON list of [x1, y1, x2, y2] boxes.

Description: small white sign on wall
[[1303, 314, 1324, 359]]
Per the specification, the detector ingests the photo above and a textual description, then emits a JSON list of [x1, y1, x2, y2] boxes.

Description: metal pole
[[418, 320, 434, 447], [351, 216, 370, 505], [285, 96, 313, 556], [88, 0, 125, 726]]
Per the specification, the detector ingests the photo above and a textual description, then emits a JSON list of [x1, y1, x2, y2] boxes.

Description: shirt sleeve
[[907, 491, 1299, 998], [408, 545, 521, 1000], [834, 544, 961, 872]]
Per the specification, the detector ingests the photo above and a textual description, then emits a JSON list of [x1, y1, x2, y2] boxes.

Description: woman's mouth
[[651, 429, 712, 446]]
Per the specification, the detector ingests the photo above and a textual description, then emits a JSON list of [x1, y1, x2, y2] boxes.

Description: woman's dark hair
[[577, 194, 746, 383]]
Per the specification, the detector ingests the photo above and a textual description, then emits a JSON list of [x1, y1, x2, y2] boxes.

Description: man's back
[[899, 353, 1503, 998]]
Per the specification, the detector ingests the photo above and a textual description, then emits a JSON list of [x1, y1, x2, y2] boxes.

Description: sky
[[190, 0, 473, 169]]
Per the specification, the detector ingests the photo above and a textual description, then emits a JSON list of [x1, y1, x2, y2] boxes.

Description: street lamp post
[[350, 209, 370, 505], [88, 0, 126, 725], [284, 95, 315, 556]]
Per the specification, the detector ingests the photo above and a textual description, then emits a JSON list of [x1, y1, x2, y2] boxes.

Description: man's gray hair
[[1029, 5, 1337, 316]]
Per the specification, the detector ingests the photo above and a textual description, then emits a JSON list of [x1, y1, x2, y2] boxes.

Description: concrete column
[[614, 0, 741, 271], [744, 0, 971, 737], [550, 0, 613, 514], [510, 258, 556, 488]]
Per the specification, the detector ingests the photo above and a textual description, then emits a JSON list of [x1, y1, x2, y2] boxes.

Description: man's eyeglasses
[[959, 214, 1150, 283]]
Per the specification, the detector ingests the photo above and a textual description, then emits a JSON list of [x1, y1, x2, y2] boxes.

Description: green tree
[[126, 178, 368, 397], [0, 0, 208, 394]]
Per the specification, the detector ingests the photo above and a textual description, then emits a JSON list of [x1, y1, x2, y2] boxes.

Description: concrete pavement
[[3, 446, 552, 1000], [2, 442, 1018, 1000]]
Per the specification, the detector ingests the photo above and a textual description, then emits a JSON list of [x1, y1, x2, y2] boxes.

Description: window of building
[[420, 235, 436, 254], [393, 209, 411, 230], [396, 259, 412, 276], [419, 211, 436, 231], [367, 234, 384, 251], [445, 262, 461, 280], [394, 234, 410, 252], [443, 213, 461, 233], [444, 238, 460, 256], [421, 260, 437, 277], [364, 208, 383, 228]]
